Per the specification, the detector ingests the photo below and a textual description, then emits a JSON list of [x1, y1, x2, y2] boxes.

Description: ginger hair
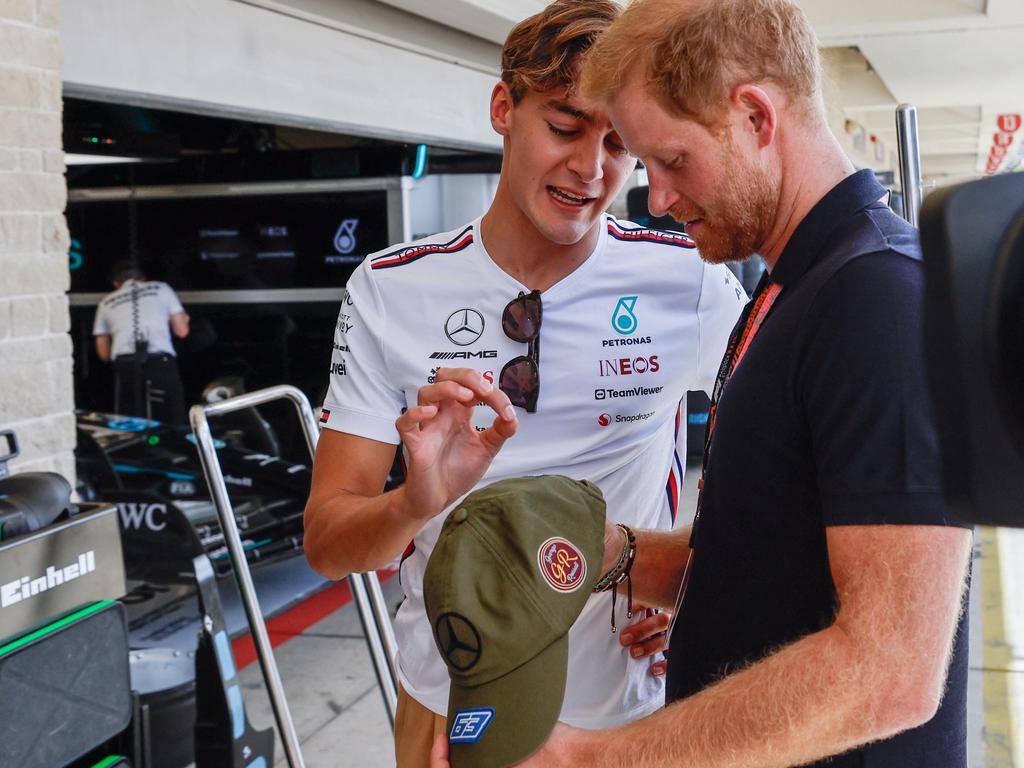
[[582, 0, 823, 125]]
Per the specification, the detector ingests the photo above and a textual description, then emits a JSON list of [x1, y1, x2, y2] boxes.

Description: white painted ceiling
[[378, 0, 1024, 186], [806, 0, 1024, 184]]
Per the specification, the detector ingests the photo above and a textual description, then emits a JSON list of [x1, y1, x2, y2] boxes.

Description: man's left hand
[[621, 609, 670, 676]]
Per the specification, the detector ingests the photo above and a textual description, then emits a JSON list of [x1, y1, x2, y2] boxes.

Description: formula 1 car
[[73, 409, 316, 767], [75, 409, 311, 579]]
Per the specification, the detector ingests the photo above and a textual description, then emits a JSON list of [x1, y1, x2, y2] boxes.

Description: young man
[[303, 2, 745, 765], [93, 260, 190, 423], [429, 0, 971, 766]]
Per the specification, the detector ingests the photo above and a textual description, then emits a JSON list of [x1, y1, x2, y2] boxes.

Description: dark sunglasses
[[499, 290, 542, 413]]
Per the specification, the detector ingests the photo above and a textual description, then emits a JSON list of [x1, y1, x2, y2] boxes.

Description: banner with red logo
[[985, 115, 1022, 175], [997, 114, 1021, 134]]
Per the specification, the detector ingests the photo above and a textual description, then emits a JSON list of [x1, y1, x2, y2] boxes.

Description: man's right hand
[[395, 367, 518, 521]]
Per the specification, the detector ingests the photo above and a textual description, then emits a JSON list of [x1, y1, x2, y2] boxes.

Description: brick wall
[[0, 0, 75, 480]]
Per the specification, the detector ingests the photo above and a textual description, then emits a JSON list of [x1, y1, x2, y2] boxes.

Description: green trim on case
[[0, 600, 115, 659]]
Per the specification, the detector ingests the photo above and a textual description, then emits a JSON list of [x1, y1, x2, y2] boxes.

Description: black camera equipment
[[921, 172, 1024, 527]]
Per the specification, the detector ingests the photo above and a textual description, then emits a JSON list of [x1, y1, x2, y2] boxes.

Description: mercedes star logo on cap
[[435, 612, 482, 671], [445, 309, 485, 346]]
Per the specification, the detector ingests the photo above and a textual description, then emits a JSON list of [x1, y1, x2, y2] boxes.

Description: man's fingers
[[395, 404, 439, 434], [430, 732, 450, 768], [432, 367, 493, 398], [412, 368, 510, 432], [417, 380, 477, 407], [628, 633, 669, 659], [477, 412, 519, 454], [433, 367, 486, 387], [433, 368, 517, 423], [619, 611, 671, 648], [481, 389, 517, 423]]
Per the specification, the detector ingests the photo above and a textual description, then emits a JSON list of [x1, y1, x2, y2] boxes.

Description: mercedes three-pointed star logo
[[445, 309, 485, 347], [434, 612, 483, 671]]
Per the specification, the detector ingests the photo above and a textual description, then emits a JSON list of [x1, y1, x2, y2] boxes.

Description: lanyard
[[699, 280, 783, 508], [667, 279, 782, 639]]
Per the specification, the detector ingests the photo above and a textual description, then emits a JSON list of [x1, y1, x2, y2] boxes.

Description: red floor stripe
[[232, 569, 397, 670]]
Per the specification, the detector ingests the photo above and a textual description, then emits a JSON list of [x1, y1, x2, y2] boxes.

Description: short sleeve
[[93, 304, 110, 336], [695, 262, 747, 394], [162, 284, 185, 315], [798, 252, 960, 527], [320, 263, 405, 444]]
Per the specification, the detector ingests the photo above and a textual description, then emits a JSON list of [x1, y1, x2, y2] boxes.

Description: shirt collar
[[768, 169, 887, 286]]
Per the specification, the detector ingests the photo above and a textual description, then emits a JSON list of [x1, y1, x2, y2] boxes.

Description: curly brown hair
[[501, 0, 621, 103]]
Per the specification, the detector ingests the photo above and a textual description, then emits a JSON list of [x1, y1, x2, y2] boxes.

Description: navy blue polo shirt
[[665, 170, 970, 767]]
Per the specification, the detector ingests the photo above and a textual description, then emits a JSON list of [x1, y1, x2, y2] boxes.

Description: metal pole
[[267, 386, 402, 720], [365, 568, 401, 685], [190, 403, 306, 768], [351, 574, 400, 724], [190, 385, 400, 734], [896, 104, 923, 227]]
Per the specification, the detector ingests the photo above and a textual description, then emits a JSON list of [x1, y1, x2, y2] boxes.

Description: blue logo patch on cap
[[449, 708, 495, 744]]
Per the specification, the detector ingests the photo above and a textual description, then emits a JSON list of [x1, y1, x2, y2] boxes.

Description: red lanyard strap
[[732, 283, 781, 373], [669, 280, 783, 640], [697, 281, 783, 516]]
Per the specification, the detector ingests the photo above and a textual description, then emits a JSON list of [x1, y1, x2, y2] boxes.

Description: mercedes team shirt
[[92, 279, 185, 358], [322, 214, 746, 728]]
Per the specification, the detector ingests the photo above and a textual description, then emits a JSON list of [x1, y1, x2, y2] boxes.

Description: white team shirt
[[322, 214, 746, 728], [93, 279, 185, 358]]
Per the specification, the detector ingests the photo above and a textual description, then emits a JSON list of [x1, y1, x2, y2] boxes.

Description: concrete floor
[[238, 576, 401, 767], [233, 461, 1019, 767], [975, 526, 1024, 767]]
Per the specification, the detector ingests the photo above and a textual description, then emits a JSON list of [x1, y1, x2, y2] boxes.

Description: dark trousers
[[113, 353, 187, 425]]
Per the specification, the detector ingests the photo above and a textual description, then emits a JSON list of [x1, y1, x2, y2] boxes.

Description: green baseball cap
[[423, 475, 606, 768]]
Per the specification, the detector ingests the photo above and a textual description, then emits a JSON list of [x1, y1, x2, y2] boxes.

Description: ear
[[490, 81, 515, 137], [731, 84, 777, 149]]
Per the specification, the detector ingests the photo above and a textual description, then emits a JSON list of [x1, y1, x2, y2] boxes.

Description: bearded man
[[432, 1, 972, 766]]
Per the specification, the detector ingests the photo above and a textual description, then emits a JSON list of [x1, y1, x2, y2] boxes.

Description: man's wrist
[[600, 523, 629, 577], [388, 483, 441, 524], [387, 484, 417, 522]]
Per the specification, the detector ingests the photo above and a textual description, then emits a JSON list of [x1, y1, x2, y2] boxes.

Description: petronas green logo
[[612, 296, 638, 335]]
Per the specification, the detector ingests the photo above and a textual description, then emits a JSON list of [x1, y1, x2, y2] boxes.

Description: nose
[[645, 166, 679, 218], [566, 136, 604, 185]]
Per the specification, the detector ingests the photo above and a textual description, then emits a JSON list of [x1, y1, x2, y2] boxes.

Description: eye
[[605, 137, 629, 156], [548, 123, 578, 138], [666, 154, 684, 170]]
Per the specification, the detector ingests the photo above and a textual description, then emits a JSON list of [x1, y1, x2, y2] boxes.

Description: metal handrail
[[896, 104, 924, 227], [189, 384, 400, 768]]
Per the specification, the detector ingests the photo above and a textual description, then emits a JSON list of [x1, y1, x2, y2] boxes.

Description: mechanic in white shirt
[[93, 260, 190, 423], [303, 2, 745, 766]]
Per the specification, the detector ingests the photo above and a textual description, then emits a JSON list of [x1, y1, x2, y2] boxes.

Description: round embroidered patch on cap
[[537, 537, 588, 593]]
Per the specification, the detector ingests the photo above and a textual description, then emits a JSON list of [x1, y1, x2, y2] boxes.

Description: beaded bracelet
[[593, 524, 630, 593], [593, 523, 637, 633]]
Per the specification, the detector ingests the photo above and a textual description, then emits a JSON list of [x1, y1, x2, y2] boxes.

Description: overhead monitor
[[67, 189, 391, 293]]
